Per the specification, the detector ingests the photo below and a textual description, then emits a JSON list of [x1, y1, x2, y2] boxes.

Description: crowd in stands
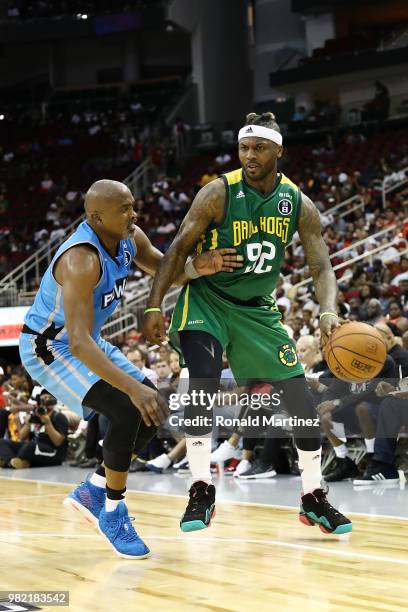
[[289, 82, 391, 132], [0, 89, 181, 277], [3, 102, 407, 285]]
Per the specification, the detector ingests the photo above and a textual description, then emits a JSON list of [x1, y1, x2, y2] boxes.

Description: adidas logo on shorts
[[236, 190, 245, 199]]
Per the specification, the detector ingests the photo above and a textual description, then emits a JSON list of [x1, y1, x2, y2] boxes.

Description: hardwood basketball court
[[1, 476, 408, 611]]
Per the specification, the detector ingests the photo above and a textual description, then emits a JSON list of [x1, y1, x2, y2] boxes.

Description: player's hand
[[142, 311, 167, 345], [320, 316, 349, 348], [192, 248, 244, 275], [375, 381, 396, 397], [128, 381, 170, 427]]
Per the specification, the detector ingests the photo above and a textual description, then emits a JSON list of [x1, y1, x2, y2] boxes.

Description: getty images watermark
[[167, 389, 320, 429]]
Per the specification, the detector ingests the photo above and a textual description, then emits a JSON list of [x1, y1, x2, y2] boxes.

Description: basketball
[[324, 321, 387, 382]]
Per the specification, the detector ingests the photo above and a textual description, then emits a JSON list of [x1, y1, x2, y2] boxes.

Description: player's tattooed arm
[[133, 223, 242, 284], [145, 178, 227, 305], [298, 192, 339, 343]]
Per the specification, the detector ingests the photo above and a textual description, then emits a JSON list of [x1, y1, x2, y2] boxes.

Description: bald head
[[84, 179, 136, 241], [84, 180, 132, 215]]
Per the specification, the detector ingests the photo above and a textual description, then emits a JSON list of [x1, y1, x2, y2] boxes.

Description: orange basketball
[[324, 321, 387, 383]]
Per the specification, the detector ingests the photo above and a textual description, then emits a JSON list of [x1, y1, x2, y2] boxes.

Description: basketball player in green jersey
[[143, 112, 352, 535]]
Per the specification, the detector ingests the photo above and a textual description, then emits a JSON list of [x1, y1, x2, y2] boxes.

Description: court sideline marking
[[0, 530, 407, 566], [1, 475, 407, 522]]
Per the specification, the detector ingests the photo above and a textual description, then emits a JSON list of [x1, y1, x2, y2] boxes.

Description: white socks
[[334, 443, 348, 459], [365, 438, 375, 454], [297, 447, 322, 494], [186, 437, 212, 484], [90, 473, 106, 488], [105, 497, 123, 512]]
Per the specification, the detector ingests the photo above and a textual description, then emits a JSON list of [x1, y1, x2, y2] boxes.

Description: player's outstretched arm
[[142, 178, 226, 343], [54, 246, 168, 426], [133, 216, 242, 283], [298, 192, 339, 345]]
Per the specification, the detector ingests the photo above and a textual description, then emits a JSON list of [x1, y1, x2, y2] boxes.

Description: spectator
[[296, 335, 326, 376], [40, 173, 54, 192], [127, 348, 158, 385], [355, 381, 407, 483], [361, 298, 383, 324], [387, 300, 408, 333], [391, 256, 408, 286], [155, 360, 172, 385], [288, 316, 304, 342], [0, 391, 68, 469], [292, 105, 308, 123], [319, 355, 398, 482], [375, 323, 408, 377]]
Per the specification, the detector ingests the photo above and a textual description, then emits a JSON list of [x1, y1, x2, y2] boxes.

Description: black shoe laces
[[187, 484, 209, 513], [312, 488, 342, 518]]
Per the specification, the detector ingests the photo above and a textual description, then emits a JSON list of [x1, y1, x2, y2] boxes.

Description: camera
[[29, 407, 47, 424], [29, 393, 57, 423]]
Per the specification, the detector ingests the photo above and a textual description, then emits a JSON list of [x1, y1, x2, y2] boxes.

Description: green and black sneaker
[[299, 487, 352, 535], [180, 481, 216, 532]]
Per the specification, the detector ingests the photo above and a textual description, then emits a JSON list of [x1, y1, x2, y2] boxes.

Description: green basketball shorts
[[169, 279, 304, 381]]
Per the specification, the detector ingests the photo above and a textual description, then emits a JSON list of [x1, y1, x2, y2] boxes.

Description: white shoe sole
[[63, 496, 98, 528], [353, 477, 400, 485], [233, 470, 251, 478], [237, 470, 277, 480], [97, 524, 151, 560]]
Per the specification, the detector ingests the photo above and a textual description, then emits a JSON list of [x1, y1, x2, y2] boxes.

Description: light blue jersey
[[19, 221, 146, 417], [24, 221, 135, 342]]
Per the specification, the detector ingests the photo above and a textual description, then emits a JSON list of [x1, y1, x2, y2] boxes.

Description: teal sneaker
[[180, 481, 216, 532], [299, 487, 352, 535]]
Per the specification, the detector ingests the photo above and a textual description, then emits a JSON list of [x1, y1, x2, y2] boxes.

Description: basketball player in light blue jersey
[[19, 179, 243, 559]]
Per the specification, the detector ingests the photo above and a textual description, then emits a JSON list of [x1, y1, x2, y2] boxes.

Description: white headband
[[238, 125, 282, 146]]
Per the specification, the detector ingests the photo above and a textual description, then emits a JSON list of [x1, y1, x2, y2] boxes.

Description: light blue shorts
[[19, 333, 145, 419]]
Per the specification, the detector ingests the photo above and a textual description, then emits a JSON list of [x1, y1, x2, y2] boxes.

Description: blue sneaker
[[98, 502, 150, 559], [63, 478, 106, 527]]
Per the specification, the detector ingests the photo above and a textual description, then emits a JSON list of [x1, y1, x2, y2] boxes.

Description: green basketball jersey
[[197, 168, 301, 305]]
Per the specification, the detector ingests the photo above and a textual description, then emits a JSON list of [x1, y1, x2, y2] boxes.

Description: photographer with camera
[[0, 389, 69, 469], [0, 372, 32, 440]]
